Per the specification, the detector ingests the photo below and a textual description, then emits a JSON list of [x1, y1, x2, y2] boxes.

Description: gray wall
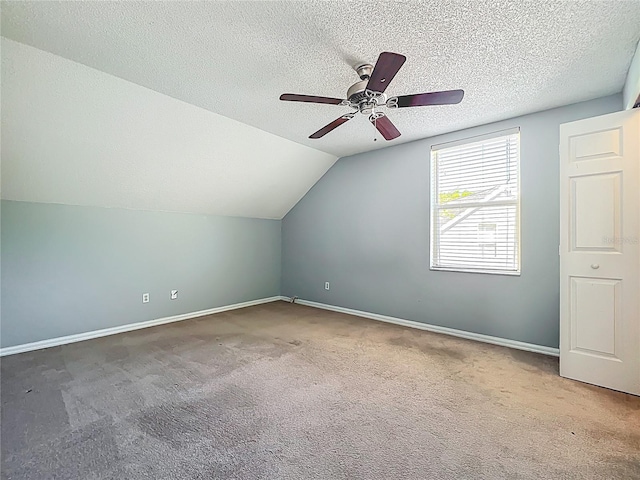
[[1, 200, 281, 348], [282, 94, 623, 348]]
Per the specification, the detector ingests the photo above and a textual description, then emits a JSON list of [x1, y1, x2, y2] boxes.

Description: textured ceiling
[[2, 0, 640, 158]]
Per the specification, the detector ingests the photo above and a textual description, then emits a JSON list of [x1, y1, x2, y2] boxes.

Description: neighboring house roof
[[441, 185, 508, 233]]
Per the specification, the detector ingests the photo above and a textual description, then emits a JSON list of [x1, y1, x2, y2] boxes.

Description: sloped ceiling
[[2, 1, 640, 219], [2, 0, 640, 159], [1, 39, 336, 219]]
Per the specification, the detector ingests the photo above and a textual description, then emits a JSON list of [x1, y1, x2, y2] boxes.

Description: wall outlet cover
[[171, 290, 178, 300], [325, 282, 330, 290], [142, 293, 150, 303]]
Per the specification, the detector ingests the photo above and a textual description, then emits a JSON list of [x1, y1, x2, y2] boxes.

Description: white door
[[560, 109, 640, 395]]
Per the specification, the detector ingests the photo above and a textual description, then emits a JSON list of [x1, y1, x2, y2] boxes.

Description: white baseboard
[[285, 297, 559, 357], [0, 296, 283, 357], [1, 295, 559, 358]]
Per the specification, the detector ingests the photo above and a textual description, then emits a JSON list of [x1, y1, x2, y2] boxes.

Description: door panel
[[570, 127, 622, 161], [560, 109, 639, 395], [570, 173, 621, 251], [570, 277, 619, 357]]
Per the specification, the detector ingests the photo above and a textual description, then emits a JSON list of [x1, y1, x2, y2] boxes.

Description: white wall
[[623, 40, 640, 110], [1, 39, 337, 219]]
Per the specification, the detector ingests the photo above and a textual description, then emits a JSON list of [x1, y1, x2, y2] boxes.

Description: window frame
[[429, 128, 521, 276]]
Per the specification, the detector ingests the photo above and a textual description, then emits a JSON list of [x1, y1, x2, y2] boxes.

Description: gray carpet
[[1, 302, 639, 479]]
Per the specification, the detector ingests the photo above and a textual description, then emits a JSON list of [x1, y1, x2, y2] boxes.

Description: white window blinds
[[430, 128, 520, 274]]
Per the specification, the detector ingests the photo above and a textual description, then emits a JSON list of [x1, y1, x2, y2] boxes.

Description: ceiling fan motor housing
[[347, 80, 386, 115], [346, 80, 370, 104]]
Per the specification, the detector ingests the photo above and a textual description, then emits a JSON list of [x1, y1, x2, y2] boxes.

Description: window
[[430, 128, 520, 275]]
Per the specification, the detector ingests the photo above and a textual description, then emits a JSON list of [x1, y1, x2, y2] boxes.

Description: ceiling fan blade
[[280, 94, 344, 105], [309, 114, 355, 139], [366, 52, 406, 94], [390, 89, 464, 108], [370, 114, 401, 141]]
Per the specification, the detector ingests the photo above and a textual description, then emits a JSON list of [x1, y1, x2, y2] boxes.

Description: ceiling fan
[[280, 52, 464, 141]]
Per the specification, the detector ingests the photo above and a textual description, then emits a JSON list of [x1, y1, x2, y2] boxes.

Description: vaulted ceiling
[[1, 39, 336, 219], [3, 0, 639, 158], [2, 1, 639, 218]]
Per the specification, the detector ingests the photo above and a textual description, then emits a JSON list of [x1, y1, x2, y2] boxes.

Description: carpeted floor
[[1, 302, 639, 479]]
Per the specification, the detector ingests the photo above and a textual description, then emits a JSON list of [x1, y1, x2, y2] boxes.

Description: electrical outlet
[[170, 290, 178, 300], [142, 293, 150, 303], [325, 282, 330, 290]]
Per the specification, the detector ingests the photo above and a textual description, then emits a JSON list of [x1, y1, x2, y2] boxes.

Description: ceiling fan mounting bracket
[[355, 63, 373, 80]]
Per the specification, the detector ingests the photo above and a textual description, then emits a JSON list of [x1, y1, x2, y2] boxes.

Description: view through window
[[430, 128, 520, 274]]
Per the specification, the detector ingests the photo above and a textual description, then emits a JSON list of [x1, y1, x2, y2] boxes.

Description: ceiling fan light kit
[[280, 52, 464, 141]]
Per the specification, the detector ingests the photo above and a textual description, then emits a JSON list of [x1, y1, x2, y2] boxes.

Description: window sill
[[430, 267, 521, 276]]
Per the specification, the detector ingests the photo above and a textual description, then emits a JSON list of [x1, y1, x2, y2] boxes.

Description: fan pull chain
[[374, 115, 377, 141]]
